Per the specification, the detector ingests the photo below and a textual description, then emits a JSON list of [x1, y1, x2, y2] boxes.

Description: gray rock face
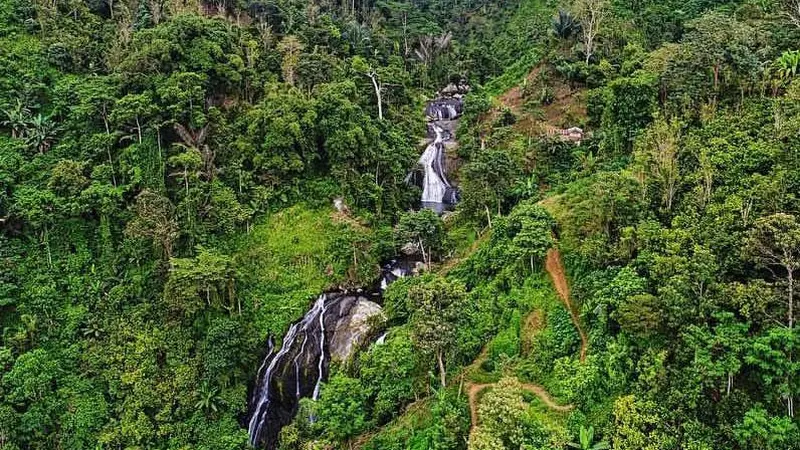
[[330, 299, 385, 362], [247, 294, 388, 449]]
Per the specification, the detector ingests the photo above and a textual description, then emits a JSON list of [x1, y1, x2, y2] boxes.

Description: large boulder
[[330, 298, 385, 362]]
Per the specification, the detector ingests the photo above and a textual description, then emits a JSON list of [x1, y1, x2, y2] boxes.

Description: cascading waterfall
[[419, 126, 449, 204], [248, 294, 332, 447], [247, 93, 463, 449], [246, 262, 409, 449], [415, 96, 463, 211]]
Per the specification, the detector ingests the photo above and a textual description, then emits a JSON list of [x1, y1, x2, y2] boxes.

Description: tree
[[414, 32, 452, 87], [552, 9, 581, 40], [311, 375, 369, 444], [460, 147, 522, 226], [125, 189, 179, 261], [473, 378, 527, 448], [352, 56, 384, 120], [745, 214, 800, 331], [633, 117, 682, 212], [782, 0, 800, 29], [662, 13, 760, 106], [165, 246, 237, 316], [408, 275, 467, 387], [507, 202, 555, 272], [734, 407, 799, 449], [609, 395, 671, 450], [684, 312, 749, 397], [277, 35, 304, 86], [395, 209, 445, 267], [573, 0, 608, 64], [745, 213, 800, 416], [111, 92, 157, 144]]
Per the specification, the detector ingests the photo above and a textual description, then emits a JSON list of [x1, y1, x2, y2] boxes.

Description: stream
[[246, 94, 464, 449]]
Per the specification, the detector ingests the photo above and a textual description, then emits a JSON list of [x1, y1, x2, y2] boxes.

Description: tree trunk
[[437, 349, 446, 388], [368, 72, 383, 120], [402, 13, 409, 56], [788, 268, 794, 417], [42, 226, 52, 268], [418, 237, 428, 268], [789, 268, 794, 330], [102, 107, 117, 188]]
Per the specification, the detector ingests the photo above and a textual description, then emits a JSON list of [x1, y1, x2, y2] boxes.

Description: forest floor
[[545, 248, 587, 362]]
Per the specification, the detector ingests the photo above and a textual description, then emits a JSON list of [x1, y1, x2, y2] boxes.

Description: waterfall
[[312, 298, 328, 401], [247, 93, 464, 449], [416, 96, 463, 211], [247, 260, 411, 448], [419, 126, 449, 204], [247, 294, 336, 447]]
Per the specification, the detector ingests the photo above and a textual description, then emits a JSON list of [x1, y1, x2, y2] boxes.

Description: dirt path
[[464, 307, 569, 431], [545, 248, 587, 362], [468, 381, 572, 428]]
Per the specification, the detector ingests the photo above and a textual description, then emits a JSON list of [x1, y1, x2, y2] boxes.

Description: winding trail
[[545, 248, 587, 362], [468, 381, 572, 428], [463, 306, 571, 432]]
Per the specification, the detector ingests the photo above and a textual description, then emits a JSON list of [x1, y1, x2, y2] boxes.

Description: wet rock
[[401, 241, 420, 256], [330, 299, 385, 361], [441, 83, 459, 95]]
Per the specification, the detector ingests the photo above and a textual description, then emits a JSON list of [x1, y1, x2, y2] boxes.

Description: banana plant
[[567, 425, 610, 450], [775, 50, 800, 83]]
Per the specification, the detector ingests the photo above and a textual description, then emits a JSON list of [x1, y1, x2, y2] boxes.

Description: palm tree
[[173, 123, 216, 182], [343, 19, 373, 54], [414, 32, 453, 88], [552, 9, 581, 40], [568, 426, 610, 450], [414, 31, 453, 67]]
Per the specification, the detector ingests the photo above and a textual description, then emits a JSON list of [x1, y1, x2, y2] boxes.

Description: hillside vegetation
[[2, 0, 800, 449]]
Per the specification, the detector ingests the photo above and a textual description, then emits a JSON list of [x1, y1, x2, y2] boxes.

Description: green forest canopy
[[2, 0, 800, 448]]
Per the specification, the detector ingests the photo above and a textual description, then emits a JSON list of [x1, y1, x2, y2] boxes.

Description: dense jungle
[[2, 0, 800, 448]]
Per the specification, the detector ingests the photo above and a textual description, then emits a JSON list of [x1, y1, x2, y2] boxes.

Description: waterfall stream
[[416, 96, 463, 212], [246, 265, 408, 449], [246, 95, 463, 449]]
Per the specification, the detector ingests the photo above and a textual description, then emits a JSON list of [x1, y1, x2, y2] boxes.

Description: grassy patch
[[228, 205, 380, 337]]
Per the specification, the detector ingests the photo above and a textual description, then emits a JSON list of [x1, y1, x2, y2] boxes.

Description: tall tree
[[574, 0, 607, 64], [278, 35, 304, 87], [408, 275, 467, 387], [745, 213, 800, 416], [633, 117, 682, 212]]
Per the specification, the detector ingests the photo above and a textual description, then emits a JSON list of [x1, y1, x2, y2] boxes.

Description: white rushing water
[[312, 299, 329, 401], [248, 295, 328, 446], [418, 125, 450, 203]]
